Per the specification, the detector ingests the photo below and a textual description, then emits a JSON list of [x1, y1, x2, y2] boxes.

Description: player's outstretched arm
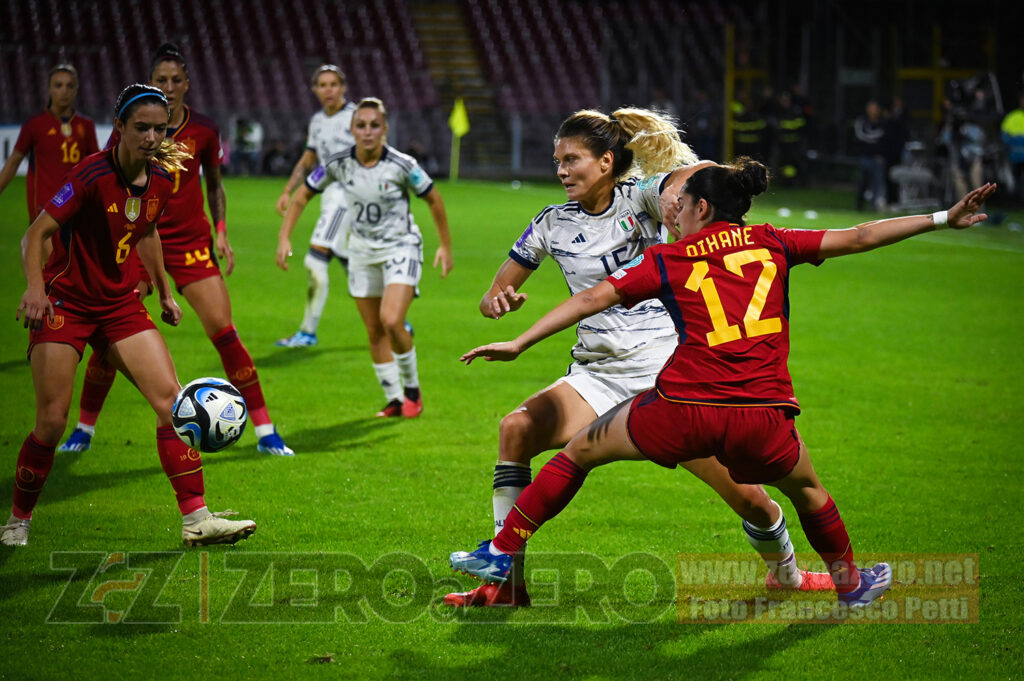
[[818, 183, 996, 259], [276, 185, 314, 270], [17, 211, 60, 328], [0, 149, 26, 196], [659, 161, 717, 228], [462, 280, 622, 364], [137, 226, 182, 326], [276, 149, 317, 215], [479, 258, 531, 319], [423, 188, 453, 277]]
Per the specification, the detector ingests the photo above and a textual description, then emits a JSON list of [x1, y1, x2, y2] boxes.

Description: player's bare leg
[[380, 284, 421, 417]]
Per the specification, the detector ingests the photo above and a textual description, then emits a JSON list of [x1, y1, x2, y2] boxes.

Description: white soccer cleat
[[181, 510, 256, 547], [1, 514, 31, 546]]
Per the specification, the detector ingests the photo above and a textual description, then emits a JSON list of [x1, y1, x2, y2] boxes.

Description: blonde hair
[[355, 96, 387, 120], [153, 138, 190, 173], [556, 107, 697, 182]]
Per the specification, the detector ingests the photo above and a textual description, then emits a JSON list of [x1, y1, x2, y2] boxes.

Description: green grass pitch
[[0, 176, 1022, 680]]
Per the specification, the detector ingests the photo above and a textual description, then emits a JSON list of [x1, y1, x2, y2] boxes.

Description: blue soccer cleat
[[58, 427, 93, 453], [257, 429, 295, 456], [838, 562, 892, 608], [276, 331, 317, 348], [449, 540, 512, 583]]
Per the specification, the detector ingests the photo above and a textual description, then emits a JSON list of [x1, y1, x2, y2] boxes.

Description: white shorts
[[556, 364, 658, 416], [310, 195, 349, 258], [348, 245, 423, 298]]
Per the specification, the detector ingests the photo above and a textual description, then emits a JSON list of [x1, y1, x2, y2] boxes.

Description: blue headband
[[116, 92, 167, 120]]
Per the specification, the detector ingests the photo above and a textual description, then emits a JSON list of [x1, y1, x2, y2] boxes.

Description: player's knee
[[499, 411, 542, 456], [380, 312, 407, 339], [35, 406, 69, 443]]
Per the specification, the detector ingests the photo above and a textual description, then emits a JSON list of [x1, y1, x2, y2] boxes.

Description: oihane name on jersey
[[685, 225, 756, 257]]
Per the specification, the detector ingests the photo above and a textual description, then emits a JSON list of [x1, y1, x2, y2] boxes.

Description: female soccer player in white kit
[[275, 65, 358, 347], [277, 98, 453, 417], [444, 108, 831, 607]]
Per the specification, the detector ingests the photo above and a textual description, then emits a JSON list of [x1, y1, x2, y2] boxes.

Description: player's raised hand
[[16, 286, 53, 329], [461, 340, 523, 365], [948, 183, 997, 230], [487, 286, 529, 319]]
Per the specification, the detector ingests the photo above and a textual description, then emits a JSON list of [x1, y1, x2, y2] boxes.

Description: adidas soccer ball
[[171, 377, 247, 452]]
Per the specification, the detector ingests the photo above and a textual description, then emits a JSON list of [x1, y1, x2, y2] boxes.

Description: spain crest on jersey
[[146, 198, 160, 222], [180, 137, 197, 157], [125, 197, 141, 222], [617, 210, 637, 231]]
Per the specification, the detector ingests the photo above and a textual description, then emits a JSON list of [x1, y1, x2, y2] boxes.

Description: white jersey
[[306, 145, 434, 258], [510, 174, 678, 376], [306, 103, 357, 208]]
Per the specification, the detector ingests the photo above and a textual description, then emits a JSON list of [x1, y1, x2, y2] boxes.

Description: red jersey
[[15, 110, 99, 219], [42, 149, 174, 310], [609, 221, 826, 413], [106, 106, 221, 250]]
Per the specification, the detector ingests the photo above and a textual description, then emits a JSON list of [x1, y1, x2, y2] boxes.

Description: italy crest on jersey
[[125, 198, 141, 222], [617, 210, 637, 231]]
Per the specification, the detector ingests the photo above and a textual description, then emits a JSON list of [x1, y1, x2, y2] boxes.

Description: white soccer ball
[[171, 377, 247, 452]]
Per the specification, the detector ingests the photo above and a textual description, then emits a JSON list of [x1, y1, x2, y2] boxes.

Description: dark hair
[[554, 108, 696, 181], [46, 63, 79, 108], [556, 111, 634, 179], [683, 157, 769, 226], [48, 63, 78, 83], [311, 64, 346, 87], [151, 42, 188, 79], [114, 83, 168, 122]]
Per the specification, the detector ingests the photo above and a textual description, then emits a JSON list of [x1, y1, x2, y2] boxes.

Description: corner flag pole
[[448, 97, 470, 181]]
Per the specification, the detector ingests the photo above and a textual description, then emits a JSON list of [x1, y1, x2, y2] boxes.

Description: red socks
[[80, 352, 117, 426], [211, 325, 269, 426], [798, 495, 859, 593], [493, 452, 587, 554], [157, 426, 206, 514], [12, 433, 56, 519]]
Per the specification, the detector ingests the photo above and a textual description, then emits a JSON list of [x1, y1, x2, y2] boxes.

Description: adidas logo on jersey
[[571, 232, 587, 244], [107, 203, 118, 213]]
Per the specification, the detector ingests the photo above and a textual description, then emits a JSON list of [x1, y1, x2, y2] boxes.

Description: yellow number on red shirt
[[61, 140, 80, 164], [115, 232, 132, 264], [685, 249, 782, 347]]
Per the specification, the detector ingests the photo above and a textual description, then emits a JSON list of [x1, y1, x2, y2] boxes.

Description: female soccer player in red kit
[[59, 43, 293, 457], [452, 157, 996, 607], [1, 84, 256, 547], [0, 63, 99, 220]]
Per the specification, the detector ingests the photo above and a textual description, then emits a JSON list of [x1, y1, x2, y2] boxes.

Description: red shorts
[[132, 234, 221, 292], [28, 296, 157, 359], [626, 389, 801, 484]]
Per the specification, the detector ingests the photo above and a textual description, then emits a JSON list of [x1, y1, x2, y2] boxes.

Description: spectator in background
[[939, 104, 986, 200], [687, 89, 719, 162], [1002, 91, 1024, 202], [775, 91, 808, 185], [882, 96, 910, 204], [0, 63, 99, 221], [236, 117, 263, 175], [261, 139, 292, 176], [854, 99, 886, 211], [733, 91, 767, 163]]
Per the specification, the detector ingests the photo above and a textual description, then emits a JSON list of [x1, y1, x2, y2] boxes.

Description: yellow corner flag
[[449, 98, 470, 138], [449, 98, 470, 181]]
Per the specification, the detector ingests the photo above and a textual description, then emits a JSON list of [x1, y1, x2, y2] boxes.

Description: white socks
[[372, 361, 404, 402], [394, 348, 419, 390], [302, 251, 330, 334], [743, 500, 803, 588]]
